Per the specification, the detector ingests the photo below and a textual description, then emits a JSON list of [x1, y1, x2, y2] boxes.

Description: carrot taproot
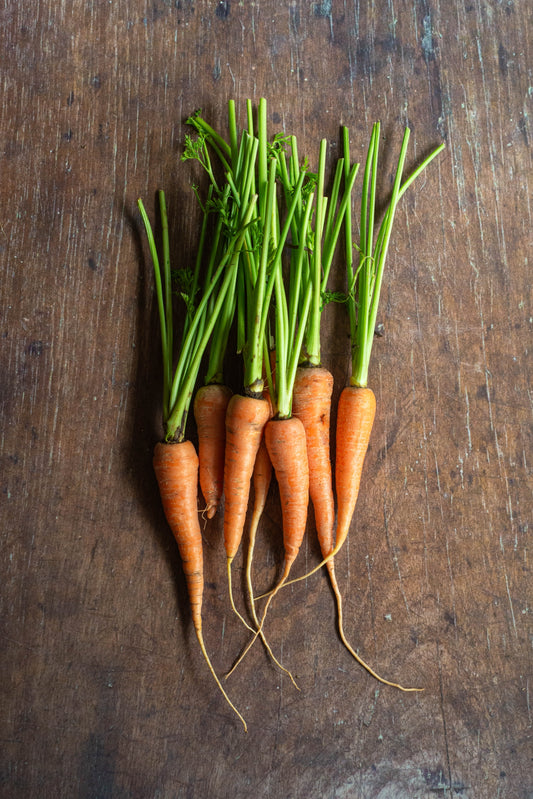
[[193, 383, 233, 519], [289, 353, 420, 691], [227, 415, 309, 676], [153, 441, 248, 729], [335, 385, 376, 552], [292, 365, 335, 559], [223, 393, 271, 627], [265, 416, 309, 575], [224, 394, 271, 560], [239, 435, 299, 687], [139, 175, 256, 730]]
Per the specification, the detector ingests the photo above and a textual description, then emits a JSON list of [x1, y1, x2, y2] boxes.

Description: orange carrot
[[153, 441, 248, 728], [334, 385, 376, 553], [265, 416, 309, 578], [240, 436, 299, 687], [223, 393, 271, 622], [292, 365, 335, 560], [227, 416, 309, 675], [138, 164, 257, 730], [224, 394, 271, 560], [194, 383, 233, 519]]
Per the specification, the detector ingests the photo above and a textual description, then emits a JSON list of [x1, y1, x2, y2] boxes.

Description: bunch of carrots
[[137, 99, 444, 731]]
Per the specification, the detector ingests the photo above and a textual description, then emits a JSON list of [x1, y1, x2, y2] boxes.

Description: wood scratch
[[383, 496, 410, 614], [504, 572, 518, 638], [437, 640, 454, 794]]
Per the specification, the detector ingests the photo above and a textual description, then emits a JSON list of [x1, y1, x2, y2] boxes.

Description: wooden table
[[2, 1, 531, 797]]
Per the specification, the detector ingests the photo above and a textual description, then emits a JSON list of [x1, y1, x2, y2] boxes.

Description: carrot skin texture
[[335, 386, 376, 550], [251, 436, 273, 527], [224, 395, 271, 560], [153, 441, 204, 630], [194, 384, 233, 519], [264, 416, 309, 569], [292, 366, 335, 560]]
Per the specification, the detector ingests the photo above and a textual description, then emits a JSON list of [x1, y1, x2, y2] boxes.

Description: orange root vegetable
[[223, 394, 271, 561], [265, 416, 309, 575], [292, 365, 335, 559], [292, 364, 338, 589], [227, 416, 309, 675], [291, 378, 421, 691], [334, 385, 376, 554], [334, 385, 422, 691], [223, 393, 271, 623], [243, 437, 299, 687], [153, 441, 248, 730], [194, 383, 233, 519]]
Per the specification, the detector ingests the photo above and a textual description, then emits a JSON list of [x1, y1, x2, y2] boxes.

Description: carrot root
[[326, 558, 421, 692], [194, 383, 233, 519], [153, 441, 247, 731], [223, 394, 271, 560], [335, 385, 376, 551], [228, 416, 309, 674], [292, 366, 335, 558], [265, 384, 377, 591]]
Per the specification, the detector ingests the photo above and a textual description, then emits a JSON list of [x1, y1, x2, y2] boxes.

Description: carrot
[[227, 415, 309, 676], [224, 392, 271, 561], [153, 442, 247, 728], [138, 179, 256, 729], [264, 416, 309, 576], [239, 434, 299, 687], [194, 383, 233, 519], [333, 125, 444, 562], [334, 385, 376, 551], [292, 366, 335, 559]]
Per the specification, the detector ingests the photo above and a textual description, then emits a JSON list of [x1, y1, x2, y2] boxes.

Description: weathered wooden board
[[1, 1, 531, 797]]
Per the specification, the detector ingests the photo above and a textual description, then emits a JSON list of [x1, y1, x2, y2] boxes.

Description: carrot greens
[[343, 124, 445, 388], [138, 181, 256, 442]]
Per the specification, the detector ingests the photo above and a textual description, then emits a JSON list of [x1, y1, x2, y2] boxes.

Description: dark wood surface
[[2, 1, 532, 797]]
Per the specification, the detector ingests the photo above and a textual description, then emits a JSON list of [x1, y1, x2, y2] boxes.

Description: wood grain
[[1, 1, 531, 797]]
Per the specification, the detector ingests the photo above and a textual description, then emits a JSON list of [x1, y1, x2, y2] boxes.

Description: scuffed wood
[[1, 0, 531, 797]]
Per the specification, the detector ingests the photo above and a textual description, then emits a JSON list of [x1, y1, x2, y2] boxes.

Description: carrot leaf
[[344, 125, 444, 388]]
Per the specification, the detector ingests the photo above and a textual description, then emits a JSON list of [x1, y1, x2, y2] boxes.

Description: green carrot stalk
[[138, 190, 257, 442], [344, 124, 445, 387]]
